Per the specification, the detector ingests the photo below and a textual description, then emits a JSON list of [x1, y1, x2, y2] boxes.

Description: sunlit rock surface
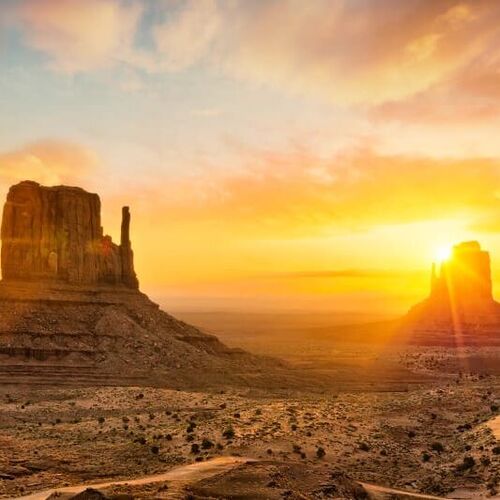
[[1, 181, 138, 288]]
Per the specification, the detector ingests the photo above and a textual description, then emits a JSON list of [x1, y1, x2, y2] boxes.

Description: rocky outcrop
[[0, 181, 326, 390], [1, 181, 138, 288], [430, 241, 493, 310], [401, 241, 500, 345]]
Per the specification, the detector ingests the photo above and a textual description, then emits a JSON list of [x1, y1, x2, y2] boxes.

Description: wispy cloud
[[9, 0, 500, 110], [16, 0, 142, 73], [145, 145, 500, 236], [261, 269, 424, 279], [0, 140, 98, 188]]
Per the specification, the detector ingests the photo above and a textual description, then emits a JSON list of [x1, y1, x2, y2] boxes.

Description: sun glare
[[435, 245, 452, 263]]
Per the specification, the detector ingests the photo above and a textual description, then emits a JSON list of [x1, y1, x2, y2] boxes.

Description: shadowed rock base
[[400, 241, 500, 345]]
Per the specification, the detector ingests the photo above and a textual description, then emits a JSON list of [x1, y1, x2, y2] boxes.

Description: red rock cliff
[[0, 181, 138, 288]]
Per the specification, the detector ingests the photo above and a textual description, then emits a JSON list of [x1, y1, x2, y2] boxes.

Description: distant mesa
[[402, 241, 500, 345]]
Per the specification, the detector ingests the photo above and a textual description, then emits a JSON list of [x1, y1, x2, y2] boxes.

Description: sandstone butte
[[401, 241, 500, 345], [0, 181, 321, 390]]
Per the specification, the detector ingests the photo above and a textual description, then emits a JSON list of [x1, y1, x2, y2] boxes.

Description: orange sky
[[0, 0, 499, 313]]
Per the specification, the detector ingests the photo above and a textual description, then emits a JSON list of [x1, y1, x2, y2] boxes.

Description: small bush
[[316, 447, 326, 459], [98, 417, 105, 425], [150, 445, 159, 455], [431, 442, 444, 454], [201, 439, 214, 449], [191, 443, 200, 454], [223, 427, 235, 440]]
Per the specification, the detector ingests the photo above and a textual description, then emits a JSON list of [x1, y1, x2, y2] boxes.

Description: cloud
[[0, 140, 99, 187], [9, 0, 500, 107], [148, 0, 500, 104], [262, 269, 422, 279], [149, 145, 500, 236], [16, 0, 142, 73], [372, 46, 500, 123], [153, 0, 220, 71]]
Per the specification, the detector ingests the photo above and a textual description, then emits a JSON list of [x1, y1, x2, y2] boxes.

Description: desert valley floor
[[0, 330, 499, 499]]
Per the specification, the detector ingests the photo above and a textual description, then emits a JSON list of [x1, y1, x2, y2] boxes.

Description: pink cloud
[[0, 140, 99, 188], [17, 0, 142, 73]]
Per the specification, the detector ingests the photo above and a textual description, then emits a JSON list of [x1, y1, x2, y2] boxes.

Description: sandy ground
[[1, 368, 499, 499]]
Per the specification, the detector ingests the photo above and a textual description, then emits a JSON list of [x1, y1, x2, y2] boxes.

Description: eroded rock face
[[1, 181, 138, 288]]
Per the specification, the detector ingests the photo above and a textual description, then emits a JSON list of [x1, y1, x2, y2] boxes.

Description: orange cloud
[[0, 140, 99, 188], [144, 146, 500, 237], [372, 48, 500, 123], [16, 0, 142, 73]]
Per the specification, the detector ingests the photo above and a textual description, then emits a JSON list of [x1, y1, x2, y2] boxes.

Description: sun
[[435, 245, 452, 263]]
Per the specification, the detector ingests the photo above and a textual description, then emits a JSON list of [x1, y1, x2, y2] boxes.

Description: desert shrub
[[492, 446, 500, 455], [292, 444, 301, 454], [223, 427, 235, 440], [233, 412, 241, 418], [97, 416, 105, 425], [201, 439, 214, 449], [150, 445, 159, 454], [165, 434, 172, 441], [135, 393, 144, 400], [359, 442, 370, 452], [431, 442, 444, 453], [422, 452, 431, 462], [491, 404, 499, 412], [316, 447, 326, 458], [458, 456, 475, 471], [291, 424, 298, 431], [191, 443, 200, 454], [408, 430, 416, 438]]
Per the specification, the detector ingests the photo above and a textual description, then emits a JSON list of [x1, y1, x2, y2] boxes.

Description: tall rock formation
[[429, 241, 493, 310], [0, 180, 315, 390], [1, 181, 138, 288], [401, 241, 500, 345]]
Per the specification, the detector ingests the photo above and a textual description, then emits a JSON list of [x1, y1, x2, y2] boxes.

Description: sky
[[0, 0, 499, 314]]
